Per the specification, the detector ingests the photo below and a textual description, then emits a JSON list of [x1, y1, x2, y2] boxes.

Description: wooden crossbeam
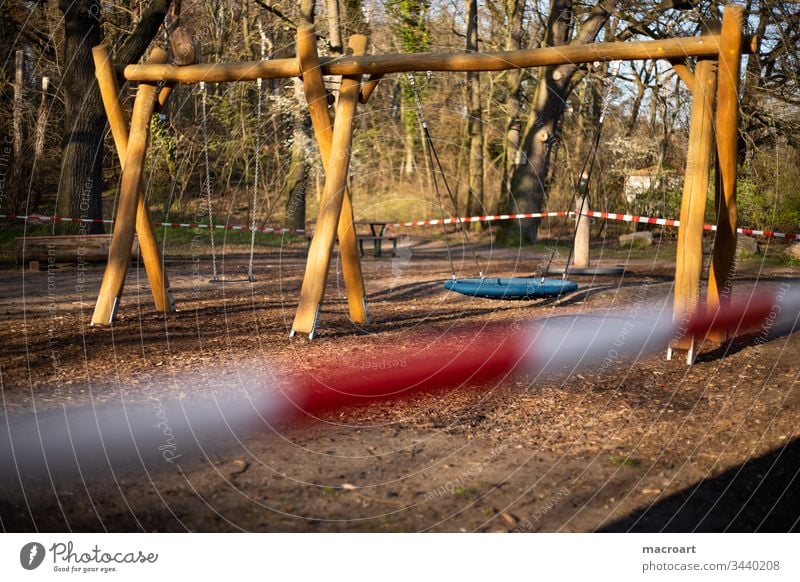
[[123, 34, 758, 85], [668, 58, 696, 91]]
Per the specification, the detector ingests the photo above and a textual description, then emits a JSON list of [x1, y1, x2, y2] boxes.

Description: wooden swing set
[[92, 4, 749, 362]]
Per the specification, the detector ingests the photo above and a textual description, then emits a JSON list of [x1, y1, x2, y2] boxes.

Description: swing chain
[[246, 40, 270, 282], [408, 72, 484, 281], [200, 81, 220, 283], [408, 73, 456, 280], [541, 61, 620, 282], [408, 74, 428, 130], [247, 77, 263, 282], [560, 60, 621, 280]]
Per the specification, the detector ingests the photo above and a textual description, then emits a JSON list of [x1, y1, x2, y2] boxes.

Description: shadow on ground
[[601, 437, 800, 532]]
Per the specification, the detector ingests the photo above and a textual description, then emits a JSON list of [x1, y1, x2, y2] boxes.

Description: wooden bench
[[15, 234, 138, 266], [304, 233, 398, 257], [357, 235, 398, 257]]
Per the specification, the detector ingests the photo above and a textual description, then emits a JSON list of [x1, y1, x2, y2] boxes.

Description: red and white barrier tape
[[390, 211, 568, 228], [0, 213, 306, 235], [3, 285, 797, 482], [579, 210, 799, 240], [390, 208, 798, 241], [579, 210, 680, 228], [4, 209, 797, 240]]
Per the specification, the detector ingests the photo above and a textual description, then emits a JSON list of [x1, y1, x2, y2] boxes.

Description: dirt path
[[1, 241, 798, 532]]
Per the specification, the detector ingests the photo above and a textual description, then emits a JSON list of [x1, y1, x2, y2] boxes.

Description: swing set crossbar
[[123, 34, 757, 84]]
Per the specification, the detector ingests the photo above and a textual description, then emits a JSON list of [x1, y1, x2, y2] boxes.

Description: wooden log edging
[[15, 235, 139, 266]]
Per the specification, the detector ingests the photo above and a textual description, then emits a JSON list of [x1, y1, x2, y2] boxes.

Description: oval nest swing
[[444, 277, 578, 300]]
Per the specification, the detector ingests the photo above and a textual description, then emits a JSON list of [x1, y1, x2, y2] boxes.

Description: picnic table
[[305, 221, 398, 257], [354, 221, 397, 257]]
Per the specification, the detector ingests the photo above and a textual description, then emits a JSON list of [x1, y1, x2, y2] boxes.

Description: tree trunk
[[496, 0, 525, 219], [504, 0, 607, 243], [508, 74, 567, 242], [401, 99, 417, 176], [387, 1, 431, 178], [464, 0, 484, 229], [57, 0, 105, 233], [626, 60, 653, 135], [10, 49, 25, 213], [740, 0, 768, 164], [56, 0, 174, 234], [342, 0, 369, 37], [34, 77, 50, 161], [115, 0, 174, 65], [32, 76, 51, 212], [285, 84, 308, 232], [284, 0, 316, 231], [326, 0, 343, 55], [241, 0, 254, 59]]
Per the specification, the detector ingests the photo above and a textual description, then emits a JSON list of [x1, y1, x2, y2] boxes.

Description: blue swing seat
[[444, 277, 578, 300]]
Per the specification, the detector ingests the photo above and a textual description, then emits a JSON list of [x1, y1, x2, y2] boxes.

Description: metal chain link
[[409, 73, 484, 280], [200, 81, 219, 282], [556, 61, 621, 281], [247, 76, 263, 282]]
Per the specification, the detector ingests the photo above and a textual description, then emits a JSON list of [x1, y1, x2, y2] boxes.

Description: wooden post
[[669, 58, 718, 363], [296, 24, 368, 326], [291, 34, 368, 338], [707, 4, 745, 342], [574, 189, 591, 269], [92, 48, 167, 325], [92, 43, 175, 314]]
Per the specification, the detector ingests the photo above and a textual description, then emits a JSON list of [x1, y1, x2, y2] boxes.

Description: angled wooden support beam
[[92, 48, 167, 326], [668, 58, 695, 91], [359, 74, 384, 104], [669, 58, 718, 364], [157, 82, 177, 110], [707, 4, 745, 342], [92, 43, 175, 315], [296, 24, 368, 326], [291, 34, 368, 339]]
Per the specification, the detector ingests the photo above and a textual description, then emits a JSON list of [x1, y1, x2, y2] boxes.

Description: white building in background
[[623, 168, 681, 206], [624, 169, 656, 205]]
